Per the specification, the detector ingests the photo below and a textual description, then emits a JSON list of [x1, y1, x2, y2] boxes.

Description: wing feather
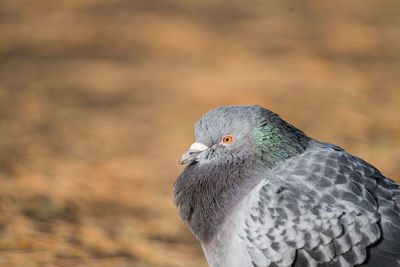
[[241, 142, 400, 266]]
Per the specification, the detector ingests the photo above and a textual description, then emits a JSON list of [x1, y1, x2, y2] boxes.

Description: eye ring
[[222, 135, 233, 144]]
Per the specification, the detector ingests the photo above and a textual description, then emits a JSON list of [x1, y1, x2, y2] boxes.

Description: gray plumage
[[174, 105, 400, 267]]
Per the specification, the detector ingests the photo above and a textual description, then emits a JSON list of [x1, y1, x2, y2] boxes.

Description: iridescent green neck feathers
[[253, 111, 310, 168]]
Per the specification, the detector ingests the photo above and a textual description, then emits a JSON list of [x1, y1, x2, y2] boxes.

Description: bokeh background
[[0, 0, 399, 266]]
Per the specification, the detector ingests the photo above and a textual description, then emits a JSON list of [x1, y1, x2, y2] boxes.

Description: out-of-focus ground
[[0, 0, 399, 266]]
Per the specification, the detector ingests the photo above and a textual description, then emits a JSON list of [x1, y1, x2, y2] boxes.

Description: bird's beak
[[179, 142, 209, 165]]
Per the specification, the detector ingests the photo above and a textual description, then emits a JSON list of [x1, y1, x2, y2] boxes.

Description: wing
[[240, 143, 400, 267], [359, 160, 400, 266]]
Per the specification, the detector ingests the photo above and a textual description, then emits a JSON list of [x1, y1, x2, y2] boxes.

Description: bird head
[[178, 105, 261, 166]]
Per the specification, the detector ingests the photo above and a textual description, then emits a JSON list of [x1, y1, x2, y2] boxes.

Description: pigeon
[[174, 105, 400, 267]]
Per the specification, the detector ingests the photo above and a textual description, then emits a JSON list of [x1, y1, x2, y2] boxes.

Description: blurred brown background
[[0, 0, 399, 266]]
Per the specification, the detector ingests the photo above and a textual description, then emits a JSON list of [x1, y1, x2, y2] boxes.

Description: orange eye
[[222, 135, 233, 144]]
